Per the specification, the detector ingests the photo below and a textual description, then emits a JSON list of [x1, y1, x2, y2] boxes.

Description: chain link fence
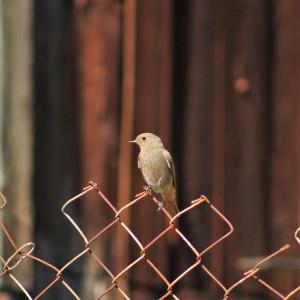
[[0, 182, 299, 299]]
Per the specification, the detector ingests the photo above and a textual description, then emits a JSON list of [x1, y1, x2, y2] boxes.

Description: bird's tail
[[163, 187, 179, 217]]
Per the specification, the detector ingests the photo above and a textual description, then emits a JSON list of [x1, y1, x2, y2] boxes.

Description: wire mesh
[[0, 182, 299, 299]]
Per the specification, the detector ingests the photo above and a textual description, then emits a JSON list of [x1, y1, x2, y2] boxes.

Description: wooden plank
[[2, 0, 33, 290], [172, 1, 215, 296], [116, 0, 137, 295], [222, 0, 271, 291], [210, 0, 228, 292], [269, 0, 300, 294], [33, 0, 83, 297], [73, 0, 122, 298], [130, 0, 174, 296], [270, 0, 300, 247]]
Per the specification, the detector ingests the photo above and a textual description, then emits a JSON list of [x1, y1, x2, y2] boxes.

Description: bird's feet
[[143, 186, 152, 195], [136, 186, 152, 198], [157, 200, 164, 211]]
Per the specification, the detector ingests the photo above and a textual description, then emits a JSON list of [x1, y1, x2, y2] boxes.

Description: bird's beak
[[129, 140, 137, 144]]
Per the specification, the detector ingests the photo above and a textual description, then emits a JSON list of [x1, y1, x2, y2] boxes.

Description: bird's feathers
[[131, 132, 179, 216]]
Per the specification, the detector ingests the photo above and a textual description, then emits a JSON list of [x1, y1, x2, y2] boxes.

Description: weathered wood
[[28, 0, 300, 298], [2, 0, 33, 290], [270, 0, 300, 248], [33, 1, 82, 298], [116, 0, 137, 296], [74, 0, 121, 197], [73, 0, 122, 298], [210, 0, 228, 292], [172, 1, 215, 296], [221, 1, 271, 290], [0, 2, 4, 193], [130, 0, 174, 295], [269, 0, 300, 294]]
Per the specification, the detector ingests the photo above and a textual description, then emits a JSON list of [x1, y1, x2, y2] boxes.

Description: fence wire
[[0, 182, 299, 299]]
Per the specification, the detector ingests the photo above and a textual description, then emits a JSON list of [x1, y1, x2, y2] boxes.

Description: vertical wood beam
[[116, 0, 137, 295]]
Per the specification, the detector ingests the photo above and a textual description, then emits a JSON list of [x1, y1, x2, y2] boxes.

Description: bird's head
[[129, 133, 163, 149]]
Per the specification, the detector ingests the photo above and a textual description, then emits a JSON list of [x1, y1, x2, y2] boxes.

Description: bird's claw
[[157, 201, 164, 211], [143, 186, 152, 194]]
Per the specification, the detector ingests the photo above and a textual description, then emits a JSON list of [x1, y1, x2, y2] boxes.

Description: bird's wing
[[162, 149, 176, 189]]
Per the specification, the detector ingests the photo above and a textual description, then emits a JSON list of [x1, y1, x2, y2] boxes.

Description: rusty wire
[[0, 184, 299, 299]]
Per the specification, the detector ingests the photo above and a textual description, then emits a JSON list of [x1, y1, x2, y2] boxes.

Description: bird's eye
[[142, 137, 146, 141]]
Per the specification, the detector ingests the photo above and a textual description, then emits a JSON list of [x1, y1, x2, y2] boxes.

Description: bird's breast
[[138, 149, 172, 193]]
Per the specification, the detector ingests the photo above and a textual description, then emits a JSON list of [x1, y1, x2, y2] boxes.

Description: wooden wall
[[1, 0, 299, 299]]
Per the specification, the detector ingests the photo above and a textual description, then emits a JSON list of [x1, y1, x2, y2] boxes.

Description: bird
[[129, 133, 179, 216]]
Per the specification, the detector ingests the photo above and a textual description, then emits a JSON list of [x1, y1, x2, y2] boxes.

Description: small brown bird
[[129, 133, 179, 216]]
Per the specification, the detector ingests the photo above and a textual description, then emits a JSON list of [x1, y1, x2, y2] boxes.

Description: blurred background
[[0, 0, 299, 299]]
